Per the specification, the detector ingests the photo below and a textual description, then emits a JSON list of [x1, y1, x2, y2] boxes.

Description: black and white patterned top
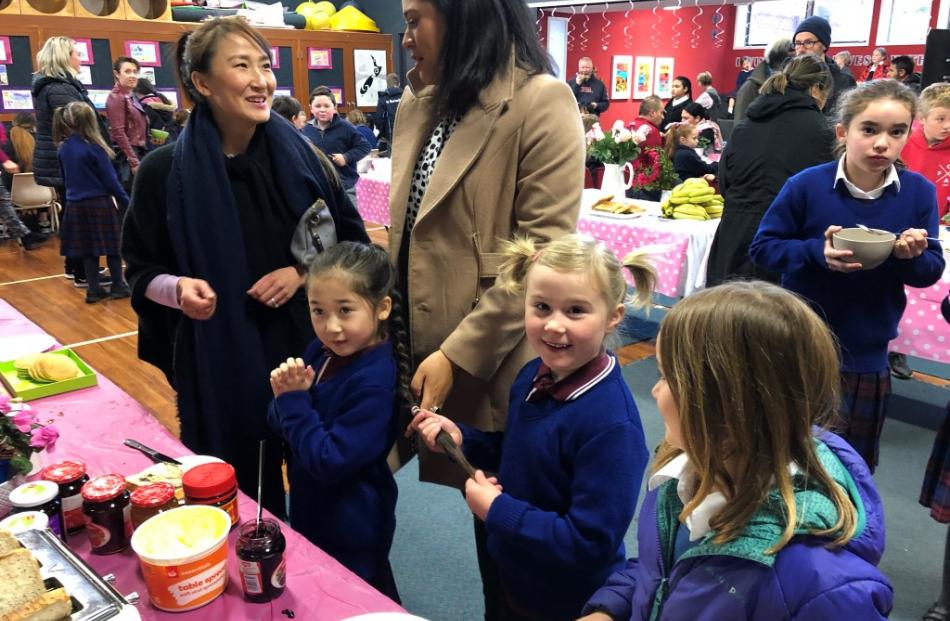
[[404, 115, 461, 234]]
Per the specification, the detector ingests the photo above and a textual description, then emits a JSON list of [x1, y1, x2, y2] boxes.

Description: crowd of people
[[1, 3, 949, 620]]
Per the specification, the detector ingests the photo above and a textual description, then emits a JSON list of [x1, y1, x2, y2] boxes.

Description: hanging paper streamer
[[651, 0, 661, 50], [567, 5, 577, 52], [579, 4, 590, 53], [712, 0, 726, 48], [690, 0, 704, 49], [536, 7, 545, 42], [601, 6, 611, 52], [623, 0, 635, 49], [670, 0, 683, 49]]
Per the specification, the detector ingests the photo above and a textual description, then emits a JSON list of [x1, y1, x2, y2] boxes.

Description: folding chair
[[11, 173, 60, 232]]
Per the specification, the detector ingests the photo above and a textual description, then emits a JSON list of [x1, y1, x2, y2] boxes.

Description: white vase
[[600, 162, 634, 197]]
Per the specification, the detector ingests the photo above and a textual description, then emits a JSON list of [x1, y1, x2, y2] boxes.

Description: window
[[734, 0, 873, 48], [877, 0, 932, 46], [734, 1, 808, 48], [813, 0, 873, 45]]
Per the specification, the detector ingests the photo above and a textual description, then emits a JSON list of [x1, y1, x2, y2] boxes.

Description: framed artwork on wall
[[0, 37, 11, 65], [125, 41, 161, 67], [308, 48, 332, 70], [634, 56, 654, 99], [73, 38, 94, 65], [610, 55, 633, 100], [271, 47, 281, 69], [354, 49, 386, 107], [654, 57, 675, 99], [87, 89, 111, 110], [2, 89, 33, 110]]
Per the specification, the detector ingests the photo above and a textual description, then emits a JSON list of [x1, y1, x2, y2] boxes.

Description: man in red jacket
[[626, 96, 665, 200]]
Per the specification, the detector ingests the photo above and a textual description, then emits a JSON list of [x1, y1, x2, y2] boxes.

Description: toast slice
[[0, 549, 46, 617], [0, 588, 72, 621]]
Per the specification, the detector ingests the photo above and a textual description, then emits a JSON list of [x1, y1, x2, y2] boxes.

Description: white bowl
[[832, 227, 896, 270]]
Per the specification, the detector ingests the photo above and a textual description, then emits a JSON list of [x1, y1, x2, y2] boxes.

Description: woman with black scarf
[[121, 17, 368, 517]]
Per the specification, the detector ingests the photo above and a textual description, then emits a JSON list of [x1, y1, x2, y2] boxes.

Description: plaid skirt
[[835, 369, 891, 473], [59, 196, 121, 258], [920, 402, 950, 523]]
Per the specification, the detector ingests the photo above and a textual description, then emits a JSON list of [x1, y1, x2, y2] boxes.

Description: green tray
[[0, 349, 98, 401]]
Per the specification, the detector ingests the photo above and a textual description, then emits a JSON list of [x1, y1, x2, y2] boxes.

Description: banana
[[686, 187, 715, 198], [672, 212, 709, 221]]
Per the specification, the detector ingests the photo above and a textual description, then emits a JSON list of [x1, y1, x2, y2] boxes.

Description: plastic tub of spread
[[130, 505, 231, 612]]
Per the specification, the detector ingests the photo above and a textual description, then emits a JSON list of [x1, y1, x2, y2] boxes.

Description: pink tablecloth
[[890, 262, 950, 364], [0, 299, 405, 620], [355, 177, 391, 227]]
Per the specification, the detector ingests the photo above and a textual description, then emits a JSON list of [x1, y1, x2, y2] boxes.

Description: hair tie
[[531, 250, 543, 263]]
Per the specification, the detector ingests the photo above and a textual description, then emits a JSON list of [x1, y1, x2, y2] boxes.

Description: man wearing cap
[[793, 15, 856, 116]]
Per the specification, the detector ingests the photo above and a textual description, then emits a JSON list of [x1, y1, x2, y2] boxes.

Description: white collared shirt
[[834, 156, 901, 200], [671, 96, 690, 108], [649, 453, 801, 542]]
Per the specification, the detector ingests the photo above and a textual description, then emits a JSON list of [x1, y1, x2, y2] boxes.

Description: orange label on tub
[[139, 544, 229, 611]]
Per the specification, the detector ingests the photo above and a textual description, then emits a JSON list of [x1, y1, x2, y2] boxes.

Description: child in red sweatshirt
[[901, 82, 950, 222]]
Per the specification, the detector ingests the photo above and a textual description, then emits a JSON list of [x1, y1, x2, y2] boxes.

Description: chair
[[11, 173, 60, 232]]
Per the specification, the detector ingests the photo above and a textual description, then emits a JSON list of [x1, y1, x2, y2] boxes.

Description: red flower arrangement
[[631, 147, 679, 193]]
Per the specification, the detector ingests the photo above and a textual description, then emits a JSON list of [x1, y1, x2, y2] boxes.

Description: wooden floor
[[3, 227, 939, 440]]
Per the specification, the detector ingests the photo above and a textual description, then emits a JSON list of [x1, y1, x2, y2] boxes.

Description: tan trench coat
[[388, 57, 585, 486]]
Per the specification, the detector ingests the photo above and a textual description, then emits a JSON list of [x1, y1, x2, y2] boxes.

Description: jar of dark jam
[[236, 518, 286, 602], [129, 482, 178, 530], [81, 474, 132, 554], [40, 460, 89, 535], [9, 480, 63, 540]]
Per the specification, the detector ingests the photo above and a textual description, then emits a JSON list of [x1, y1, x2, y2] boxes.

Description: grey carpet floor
[[390, 357, 949, 621]]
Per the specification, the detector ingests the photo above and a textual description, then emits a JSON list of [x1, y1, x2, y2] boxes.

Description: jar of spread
[[9, 480, 63, 539], [130, 482, 178, 530], [40, 460, 88, 535], [236, 518, 286, 602], [182, 463, 239, 528], [81, 474, 132, 554]]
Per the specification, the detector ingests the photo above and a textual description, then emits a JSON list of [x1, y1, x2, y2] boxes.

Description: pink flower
[[0, 395, 10, 413], [611, 119, 626, 133], [10, 410, 35, 433], [29, 425, 59, 451], [587, 123, 605, 141]]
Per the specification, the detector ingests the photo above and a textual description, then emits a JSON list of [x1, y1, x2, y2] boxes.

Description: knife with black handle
[[123, 439, 183, 465]]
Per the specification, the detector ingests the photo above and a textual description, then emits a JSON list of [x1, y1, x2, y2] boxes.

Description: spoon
[[855, 223, 939, 243]]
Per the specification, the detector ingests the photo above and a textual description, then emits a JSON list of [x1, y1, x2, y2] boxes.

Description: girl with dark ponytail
[[267, 241, 407, 601]]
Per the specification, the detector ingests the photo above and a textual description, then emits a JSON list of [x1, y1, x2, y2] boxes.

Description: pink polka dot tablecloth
[[890, 264, 950, 364], [355, 176, 392, 227]]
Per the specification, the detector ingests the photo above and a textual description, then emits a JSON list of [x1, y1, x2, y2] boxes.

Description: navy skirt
[[920, 402, 950, 524], [59, 196, 121, 258], [836, 369, 891, 473]]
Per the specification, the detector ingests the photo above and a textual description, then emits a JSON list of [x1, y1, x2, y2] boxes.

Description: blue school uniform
[[267, 338, 398, 594], [458, 353, 649, 620]]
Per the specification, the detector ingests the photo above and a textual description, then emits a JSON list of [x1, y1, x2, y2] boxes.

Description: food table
[[0, 298, 406, 620], [889, 244, 950, 365]]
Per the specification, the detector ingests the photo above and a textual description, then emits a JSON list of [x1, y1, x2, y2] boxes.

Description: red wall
[[545, 0, 937, 130], [550, 5, 737, 130]]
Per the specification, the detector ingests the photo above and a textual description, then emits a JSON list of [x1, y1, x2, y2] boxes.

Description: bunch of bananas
[[660, 178, 724, 220]]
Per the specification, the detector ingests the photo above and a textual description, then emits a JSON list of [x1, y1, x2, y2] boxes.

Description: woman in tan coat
[[392, 0, 585, 615]]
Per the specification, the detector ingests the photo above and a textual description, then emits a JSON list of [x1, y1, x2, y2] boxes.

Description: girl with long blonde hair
[[582, 281, 892, 621], [409, 233, 656, 620]]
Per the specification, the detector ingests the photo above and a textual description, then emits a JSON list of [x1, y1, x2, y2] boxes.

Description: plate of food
[[589, 194, 648, 219]]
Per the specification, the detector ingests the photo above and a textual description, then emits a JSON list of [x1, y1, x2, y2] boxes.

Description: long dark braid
[[387, 285, 414, 415]]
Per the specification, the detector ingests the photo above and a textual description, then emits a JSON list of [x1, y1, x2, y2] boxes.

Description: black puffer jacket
[[706, 86, 834, 286], [30, 73, 106, 188]]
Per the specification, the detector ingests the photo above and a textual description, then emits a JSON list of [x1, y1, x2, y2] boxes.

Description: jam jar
[[182, 463, 239, 528], [40, 460, 88, 535], [130, 482, 178, 530], [236, 518, 286, 602], [9, 480, 63, 539], [81, 474, 132, 554]]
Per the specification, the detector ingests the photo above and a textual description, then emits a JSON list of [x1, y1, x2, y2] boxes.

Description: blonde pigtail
[[622, 249, 657, 310], [497, 236, 540, 295]]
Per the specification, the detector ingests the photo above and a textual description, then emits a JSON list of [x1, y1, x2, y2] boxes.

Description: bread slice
[[0, 531, 21, 557], [126, 462, 183, 491], [0, 549, 45, 617], [0, 588, 72, 621]]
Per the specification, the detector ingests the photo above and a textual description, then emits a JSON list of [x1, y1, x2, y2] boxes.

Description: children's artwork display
[[0, 37, 10, 65], [654, 57, 674, 99], [76, 66, 92, 86], [125, 41, 161, 67], [73, 38, 93, 65], [87, 90, 110, 110], [157, 89, 179, 108], [634, 56, 654, 99], [328, 86, 343, 106], [140, 67, 156, 85], [611, 55, 633, 100], [308, 48, 332, 69], [1, 89, 32, 111], [354, 49, 386, 107]]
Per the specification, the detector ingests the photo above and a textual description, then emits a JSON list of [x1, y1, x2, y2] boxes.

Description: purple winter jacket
[[583, 431, 893, 620]]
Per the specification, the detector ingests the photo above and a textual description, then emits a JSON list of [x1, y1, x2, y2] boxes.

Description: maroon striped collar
[[526, 352, 615, 403]]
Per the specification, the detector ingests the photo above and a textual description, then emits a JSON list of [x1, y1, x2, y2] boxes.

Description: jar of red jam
[[182, 463, 239, 528], [9, 481, 63, 540], [236, 518, 286, 602], [129, 482, 178, 530], [40, 460, 88, 535], [81, 474, 132, 554]]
